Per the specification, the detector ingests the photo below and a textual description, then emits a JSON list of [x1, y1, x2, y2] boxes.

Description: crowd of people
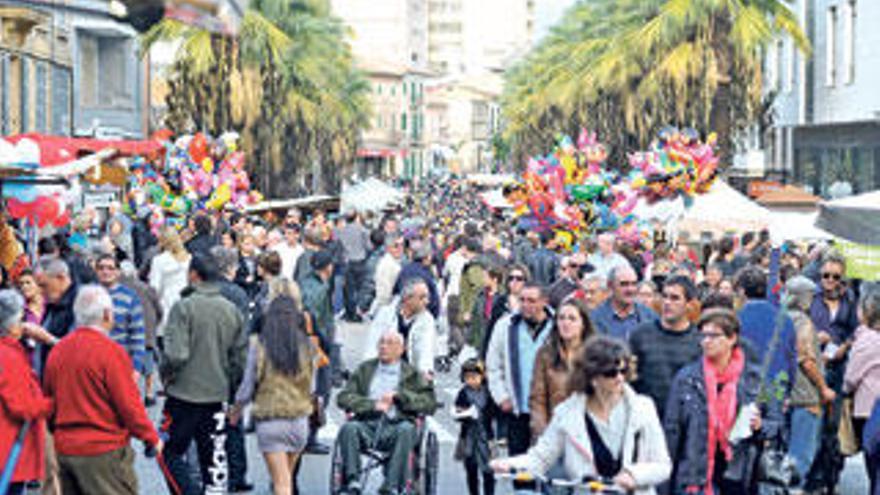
[[0, 179, 878, 495]]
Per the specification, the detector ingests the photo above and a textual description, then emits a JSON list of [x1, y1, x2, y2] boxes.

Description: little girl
[[454, 358, 496, 495]]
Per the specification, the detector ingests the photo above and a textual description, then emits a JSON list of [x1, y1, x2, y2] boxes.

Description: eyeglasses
[[617, 280, 637, 287], [96, 264, 117, 271], [508, 275, 525, 282], [822, 272, 842, 281], [600, 365, 630, 379], [700, 331, 726, 341]]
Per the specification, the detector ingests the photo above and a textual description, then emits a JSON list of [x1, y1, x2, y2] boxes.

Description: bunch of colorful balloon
[[627, 126, 720, 206], [126, 131, 263, 225], [502, 130, 649, 249]]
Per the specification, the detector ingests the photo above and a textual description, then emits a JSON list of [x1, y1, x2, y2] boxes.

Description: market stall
[[815, 191, 880, 245]]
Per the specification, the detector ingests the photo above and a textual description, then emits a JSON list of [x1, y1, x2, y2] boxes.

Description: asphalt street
[[134, 320, 870, 494]]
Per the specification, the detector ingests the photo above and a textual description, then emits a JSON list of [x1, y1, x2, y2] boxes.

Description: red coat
[[0, 336, 52, 482]]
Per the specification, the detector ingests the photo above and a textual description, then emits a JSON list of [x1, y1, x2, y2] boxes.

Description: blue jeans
[[788, 406, 823, 487]]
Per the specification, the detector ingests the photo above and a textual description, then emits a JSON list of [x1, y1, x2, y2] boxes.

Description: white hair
[[401, 278, 428, 299], [74, 285, 114, 328], [582, 272, 607, 289], [37, 257, 70, 278], [0, 290, 24, 334], [378, 328, 404, 347]]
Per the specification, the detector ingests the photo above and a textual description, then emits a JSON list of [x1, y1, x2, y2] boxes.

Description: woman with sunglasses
[[491, 336, 671, 494], [664, 308, 779, 495]]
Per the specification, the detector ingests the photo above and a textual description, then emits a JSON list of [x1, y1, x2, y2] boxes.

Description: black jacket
[[527, 247, 559, 287], [664, 357, 782, 492]]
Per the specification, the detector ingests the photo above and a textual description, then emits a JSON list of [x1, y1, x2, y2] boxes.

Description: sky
[[535, 0, 578, 41]]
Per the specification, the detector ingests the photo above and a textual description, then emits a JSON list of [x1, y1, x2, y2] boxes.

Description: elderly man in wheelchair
[[334, 329, 438, 495]]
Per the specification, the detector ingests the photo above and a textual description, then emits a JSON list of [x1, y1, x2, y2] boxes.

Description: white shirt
[[272, 242, 304, 279], [443, 250, 468, 298]]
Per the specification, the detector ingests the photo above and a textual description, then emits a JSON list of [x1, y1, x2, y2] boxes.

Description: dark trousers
[[6, 483, 24, 495], [465, 457, 495, 495], [505, 413, 531, 456], [160, 397, 227, 495], [338, 419, 419, 493], [343, 259, 366, 319], [225, 419, 248, 487], [505, 413, 532, 491]]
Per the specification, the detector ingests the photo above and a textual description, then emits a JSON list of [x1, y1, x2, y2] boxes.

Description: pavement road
[[135, 320, 870, 494]]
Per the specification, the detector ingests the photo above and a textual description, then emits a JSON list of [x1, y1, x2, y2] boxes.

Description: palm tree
[[502, 0, 809, 165], [141, 0, 371, 196]]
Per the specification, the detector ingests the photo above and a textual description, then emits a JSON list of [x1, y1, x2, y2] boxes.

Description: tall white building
[[331, 0, 429, 69], [427, 0, 535, 74]]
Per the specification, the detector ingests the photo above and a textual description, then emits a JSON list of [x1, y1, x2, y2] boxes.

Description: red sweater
[[0, 337, 52, 482], [43, 327, 159, 456]]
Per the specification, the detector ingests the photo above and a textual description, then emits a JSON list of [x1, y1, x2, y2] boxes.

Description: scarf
[[702, 347, 745, 495]]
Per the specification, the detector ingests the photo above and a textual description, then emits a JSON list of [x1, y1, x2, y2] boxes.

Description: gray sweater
[[161, 283, 247, 403]]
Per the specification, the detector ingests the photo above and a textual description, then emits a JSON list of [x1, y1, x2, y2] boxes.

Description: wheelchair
[[329, 415, 439, 495]]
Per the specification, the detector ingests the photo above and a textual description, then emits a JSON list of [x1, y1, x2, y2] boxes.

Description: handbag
[[838, 397, 859, 456]]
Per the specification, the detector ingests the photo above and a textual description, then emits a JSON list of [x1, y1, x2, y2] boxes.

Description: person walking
[[529, 298, 595, 440], [230, 278, 315, 495], [159, 253, 247, 494], [43, 285, 162, 495], [337, 212, 371, 322], [844, 288, 880, 448], [485, 283, 554, 457], [119, 261, 163, 406], [148, 227, 191, 351], [785, 276, 836, 494], [0, 290, 53, 495], [664, 308, 780, 495], [94, 254, 147, 376], [590, 265, 657, 341], [628, 275, 702, 418], [491, 336, 671, 494]]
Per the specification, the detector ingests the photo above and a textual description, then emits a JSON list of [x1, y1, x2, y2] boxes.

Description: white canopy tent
[[633, 180, 771, 237], [768, 211, 832, 243], [340, 178, 405, 214], [478, 188, 511, 210]]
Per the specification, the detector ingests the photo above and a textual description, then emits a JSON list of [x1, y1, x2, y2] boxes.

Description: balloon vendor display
[[126, 131, 263, 230], [502, 127, 721, 248]]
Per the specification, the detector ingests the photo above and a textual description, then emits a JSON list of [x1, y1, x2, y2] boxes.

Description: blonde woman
[[148, 227, 191, 348]]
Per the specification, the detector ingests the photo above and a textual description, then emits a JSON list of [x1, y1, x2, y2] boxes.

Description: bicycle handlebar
[[493, 469, 627, 494]]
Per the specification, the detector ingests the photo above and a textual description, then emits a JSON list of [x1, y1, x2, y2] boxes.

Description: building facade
[[355, 59, 430, 179], [331, 0, 429, 69], [427, 0, 534, 75], [425, 72, 503, 174], [750, 0, 880, 196], [1, 0, 147, 138]]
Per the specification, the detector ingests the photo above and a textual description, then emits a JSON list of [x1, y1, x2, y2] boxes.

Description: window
[[51, 65, 71, 135], [401, 113, 407, 130], [376, 83, 382, 94], [826, 6, 837, 87], [79, 34, 132, 107], [776, 39, 784, 91], [843, 0, 856, 84], [0, 54, 8, 135], [36, 62, 48, 132]]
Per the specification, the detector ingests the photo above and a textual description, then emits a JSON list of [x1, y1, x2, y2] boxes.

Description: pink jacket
[[844, 325, 880, 417]]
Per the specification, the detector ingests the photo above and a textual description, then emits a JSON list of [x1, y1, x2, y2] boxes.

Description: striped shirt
[[108, 284, 147, 373]]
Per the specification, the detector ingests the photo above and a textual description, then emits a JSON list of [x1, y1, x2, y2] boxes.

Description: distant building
[[427, 0, 534, 75], [737, 0, 880, 196], [425, 72, 503, 174], [0, 1, 147, 138], [331, 0, 429, 70], [355, 58, 432, 179]]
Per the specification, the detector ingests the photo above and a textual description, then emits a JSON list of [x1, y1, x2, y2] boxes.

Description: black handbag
[[757, 446, 800, 487]]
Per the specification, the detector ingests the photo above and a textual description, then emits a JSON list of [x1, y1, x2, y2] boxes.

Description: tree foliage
[[142, 0, 371, 197], [501, 0, 809, 168]]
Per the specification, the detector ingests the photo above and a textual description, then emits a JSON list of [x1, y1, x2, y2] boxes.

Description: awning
[[3, 133, 165, 167], [815, 191, 880, 245]]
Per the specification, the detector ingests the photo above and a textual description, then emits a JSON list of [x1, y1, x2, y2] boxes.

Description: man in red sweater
[[43, 284, 162, 495]]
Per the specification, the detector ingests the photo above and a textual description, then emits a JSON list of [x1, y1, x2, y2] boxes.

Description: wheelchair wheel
[[329, 440, 345, 494], [421, 430, 439, 495]]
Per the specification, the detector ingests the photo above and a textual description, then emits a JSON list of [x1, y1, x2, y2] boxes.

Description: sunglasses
[[822, 272, 842, 281], [509, 275, 526, 282], [600, 365, 630, 379]]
